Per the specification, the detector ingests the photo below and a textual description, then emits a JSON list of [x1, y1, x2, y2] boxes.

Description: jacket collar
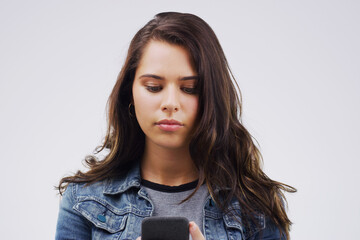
[[103, 162, 141, 195]]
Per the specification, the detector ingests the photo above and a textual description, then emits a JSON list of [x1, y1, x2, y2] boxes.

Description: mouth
[[155, 119, 183, 132]]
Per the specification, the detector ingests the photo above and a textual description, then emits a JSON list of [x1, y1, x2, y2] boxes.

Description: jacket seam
[[69, 183, 93, 230]]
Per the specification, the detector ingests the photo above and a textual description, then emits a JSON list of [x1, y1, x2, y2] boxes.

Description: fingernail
[[189, 222, 196, 231]]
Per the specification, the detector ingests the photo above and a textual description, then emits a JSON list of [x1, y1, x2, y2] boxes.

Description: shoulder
[[61, 177, 130, 213], [65, 180, 108, 199], [62, 162, 141, 205]]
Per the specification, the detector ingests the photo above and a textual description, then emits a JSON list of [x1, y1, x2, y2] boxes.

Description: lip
[[156, 119, 183, 125], [155, 119, 183, 132]]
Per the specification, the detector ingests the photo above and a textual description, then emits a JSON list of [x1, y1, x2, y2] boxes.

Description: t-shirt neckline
[[141, 179, 199, 193]]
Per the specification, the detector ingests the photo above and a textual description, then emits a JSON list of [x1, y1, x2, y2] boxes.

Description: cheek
[[133, 88, 159, 124], [185, 97, 199, 121]]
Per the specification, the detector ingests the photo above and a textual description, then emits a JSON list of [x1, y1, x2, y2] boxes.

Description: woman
[[56, 12, 296, 240]]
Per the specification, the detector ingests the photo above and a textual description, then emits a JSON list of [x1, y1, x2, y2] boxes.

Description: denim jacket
[[55, 164, 285, 240]]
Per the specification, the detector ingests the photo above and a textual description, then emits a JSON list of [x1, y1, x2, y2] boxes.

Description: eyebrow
[[139, 74, 199, 81]]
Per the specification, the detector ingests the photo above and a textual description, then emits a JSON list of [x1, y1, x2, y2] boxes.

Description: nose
[[160, 85, 180, 113]]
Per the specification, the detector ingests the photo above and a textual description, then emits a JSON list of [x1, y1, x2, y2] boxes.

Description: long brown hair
[[58, 12, 296, 238]]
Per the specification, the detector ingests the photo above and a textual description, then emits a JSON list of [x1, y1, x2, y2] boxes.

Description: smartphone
[[141, 216, 189, 240]]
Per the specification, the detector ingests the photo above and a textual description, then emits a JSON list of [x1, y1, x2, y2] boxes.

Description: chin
[[153, 138, 188, 150], [145, 134, 190, 150], [158, 142, 186, 150]]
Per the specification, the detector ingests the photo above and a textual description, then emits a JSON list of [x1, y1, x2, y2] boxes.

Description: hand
[[189, 221, 205, 240], [136, 221, 205, 240]]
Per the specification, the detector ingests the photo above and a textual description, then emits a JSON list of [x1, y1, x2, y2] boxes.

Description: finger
[[136, 237, 141, 240], [189, 221, 205, 240]]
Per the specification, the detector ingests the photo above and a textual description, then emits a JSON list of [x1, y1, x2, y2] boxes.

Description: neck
[[141, 139, 198, 186]]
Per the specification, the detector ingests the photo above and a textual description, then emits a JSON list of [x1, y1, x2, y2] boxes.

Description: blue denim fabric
[[56, 165, 285, 240]]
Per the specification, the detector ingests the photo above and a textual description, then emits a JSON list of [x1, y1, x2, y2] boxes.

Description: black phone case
[[141, 216, 189, 240]]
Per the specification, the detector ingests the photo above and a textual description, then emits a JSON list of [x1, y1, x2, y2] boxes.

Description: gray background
[[0, 0, 359, 239]]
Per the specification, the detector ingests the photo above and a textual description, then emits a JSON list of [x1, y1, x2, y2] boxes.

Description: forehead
[[135, 40, 196, 79]]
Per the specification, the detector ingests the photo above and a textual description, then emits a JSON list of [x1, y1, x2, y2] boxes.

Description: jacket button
[[97, 214, 106, 223]]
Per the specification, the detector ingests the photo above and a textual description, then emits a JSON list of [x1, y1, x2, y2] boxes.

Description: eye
[[182, 87, 198, 94], [146, 86, 162, 92]]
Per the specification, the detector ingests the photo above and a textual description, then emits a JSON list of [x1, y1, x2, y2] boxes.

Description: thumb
[[189, 221, 205, 240]]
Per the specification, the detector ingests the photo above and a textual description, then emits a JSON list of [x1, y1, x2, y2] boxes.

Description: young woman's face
[[132, 40, 199, 150]]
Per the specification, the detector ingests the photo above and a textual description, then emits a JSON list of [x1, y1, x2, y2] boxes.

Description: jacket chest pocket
[[74, 198, 128, 239], [223, 212, 265, 240]]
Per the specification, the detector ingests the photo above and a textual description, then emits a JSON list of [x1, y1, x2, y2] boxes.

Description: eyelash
[[145, 86, 198, 94]]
